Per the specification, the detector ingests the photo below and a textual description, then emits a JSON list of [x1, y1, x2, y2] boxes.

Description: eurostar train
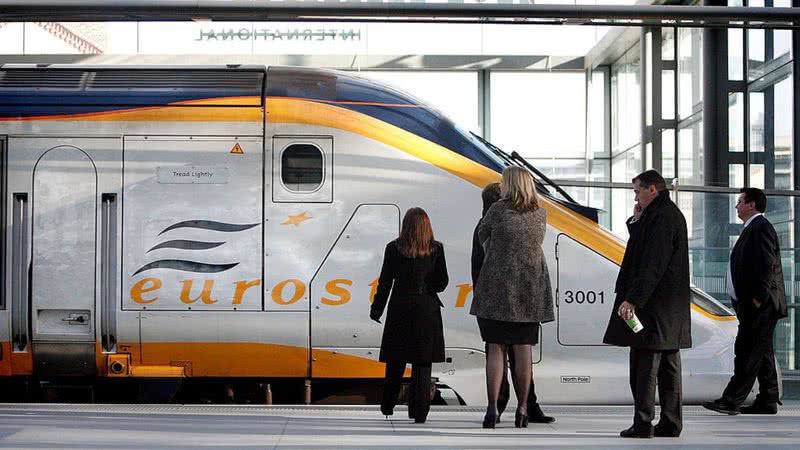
[[0, 65, 748, 405]]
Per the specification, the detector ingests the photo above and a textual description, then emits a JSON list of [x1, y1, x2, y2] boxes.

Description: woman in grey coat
[[470, 166, 555, 428]]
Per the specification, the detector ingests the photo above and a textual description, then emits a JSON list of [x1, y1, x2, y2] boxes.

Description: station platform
[[0, 402, 798, 449]]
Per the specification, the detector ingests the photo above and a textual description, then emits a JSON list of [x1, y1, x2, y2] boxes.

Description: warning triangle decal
[[230, 143, 244, 154]]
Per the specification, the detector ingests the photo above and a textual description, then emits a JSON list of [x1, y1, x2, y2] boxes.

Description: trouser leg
[[410, 364, 432, 421], [630, 348, 659, 430], [382, 359, 406, 414], [755, 316, 780, 405], [722, 308, 777, 406], [721, 315, 756, 405], [408, 364, 416, 418], [656, 350, 683, 434]]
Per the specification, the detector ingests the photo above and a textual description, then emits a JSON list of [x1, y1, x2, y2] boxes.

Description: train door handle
[[61, 313, 89, 325], [100, 193, 118, 352], [11, 193, 30, 351]]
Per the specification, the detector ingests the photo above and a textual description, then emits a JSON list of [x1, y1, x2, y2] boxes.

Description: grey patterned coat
[[470, 200, 555, 323]]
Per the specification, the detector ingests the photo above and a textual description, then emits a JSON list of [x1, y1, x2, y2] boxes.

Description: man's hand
[[618, 300, 635, 321], [753, 298, 762, 309], [633, 203, 643, 221]]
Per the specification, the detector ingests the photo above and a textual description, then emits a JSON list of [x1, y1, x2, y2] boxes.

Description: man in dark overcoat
[[703, 188, 788, 415], [471, 182, 554, 424], [603, 169, 691, 439]]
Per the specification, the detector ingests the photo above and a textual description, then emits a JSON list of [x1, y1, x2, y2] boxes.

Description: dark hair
[[481, 183, 501, 216], [632, 169, 667, 192], [397, 207, 434, 258], [739, 187, 767, 213]]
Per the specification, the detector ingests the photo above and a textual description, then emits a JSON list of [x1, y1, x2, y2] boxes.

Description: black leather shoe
[[514, 410, 529, 428], [482, 412, 497, 429], [620, 425, 653, 438], [653, 425, 681, 438], [702, 399, 740, 415], [380, 405, 394, 418], [528, 404, 556, 424], [740, 402, 778, 415]]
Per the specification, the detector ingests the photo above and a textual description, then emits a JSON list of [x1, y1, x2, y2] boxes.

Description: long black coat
[[603, 191, 692, 350], [370, 240, 449, 364], [471, 219, 484, 287], [730, 215, 788, 319]]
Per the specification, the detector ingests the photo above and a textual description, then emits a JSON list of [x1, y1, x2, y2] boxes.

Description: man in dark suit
[[471, 182, 554, 424], [703, 188, 788, 415], [603, 170, 691, 439]]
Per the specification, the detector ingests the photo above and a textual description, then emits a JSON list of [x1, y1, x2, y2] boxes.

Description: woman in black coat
[[370, 207, 449, 424]]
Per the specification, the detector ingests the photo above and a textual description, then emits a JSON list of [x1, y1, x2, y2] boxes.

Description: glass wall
[[726, 0, 797, 374], [609, 43, 642, 236], [489, 72, 587, 180], [585, 13, 798, 375], [677, 28, 705, 186], [611, 44, 642, 159]]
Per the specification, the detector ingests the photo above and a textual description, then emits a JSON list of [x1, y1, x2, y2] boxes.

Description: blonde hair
[[501, 166, 539, 211]]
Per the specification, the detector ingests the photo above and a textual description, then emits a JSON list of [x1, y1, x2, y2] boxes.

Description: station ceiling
[[0, 1, 799, 29]]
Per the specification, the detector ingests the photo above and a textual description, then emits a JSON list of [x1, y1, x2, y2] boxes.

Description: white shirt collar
[[744, 212, 763, 228]]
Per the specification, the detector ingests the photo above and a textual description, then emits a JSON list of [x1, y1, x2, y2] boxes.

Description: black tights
[[486, 343, 532, 417]]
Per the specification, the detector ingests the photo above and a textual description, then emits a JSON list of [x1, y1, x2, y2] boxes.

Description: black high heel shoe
[[515, 410, 529, 428], [380, 405, 394, 419], [482, 411, 497, 429]]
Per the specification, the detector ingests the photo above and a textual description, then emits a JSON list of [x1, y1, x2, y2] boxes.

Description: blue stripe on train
[[0, 105, 133, 117], [0, 91, 260, 109]]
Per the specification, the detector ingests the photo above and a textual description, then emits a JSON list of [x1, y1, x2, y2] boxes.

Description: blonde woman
[[470, 166, 555, 428]]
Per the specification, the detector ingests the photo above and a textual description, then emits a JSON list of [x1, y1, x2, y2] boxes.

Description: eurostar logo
[[282, 212, 312, 226], [134, 219, 260, 276]]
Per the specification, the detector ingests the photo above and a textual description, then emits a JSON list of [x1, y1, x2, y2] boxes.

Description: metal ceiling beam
[[0, 2, 799, 29]]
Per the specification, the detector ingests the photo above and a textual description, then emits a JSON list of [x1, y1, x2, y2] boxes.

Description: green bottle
[[626, 311, 644, 333]]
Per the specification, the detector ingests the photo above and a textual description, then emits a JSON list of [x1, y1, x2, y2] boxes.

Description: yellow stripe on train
[[266, 96, 627, 264]]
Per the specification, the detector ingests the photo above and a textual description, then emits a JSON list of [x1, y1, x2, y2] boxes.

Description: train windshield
[[468, 132, 601, 222]]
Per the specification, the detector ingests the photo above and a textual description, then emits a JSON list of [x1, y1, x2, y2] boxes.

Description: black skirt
[[477, 317, 540, 345]]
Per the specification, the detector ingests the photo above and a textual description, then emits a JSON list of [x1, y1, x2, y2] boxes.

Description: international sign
[[196, 27, 363, 42]]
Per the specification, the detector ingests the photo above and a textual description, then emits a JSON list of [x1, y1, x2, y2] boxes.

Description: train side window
[[281, 144, 324, 192], [272, 136, 332, 203]]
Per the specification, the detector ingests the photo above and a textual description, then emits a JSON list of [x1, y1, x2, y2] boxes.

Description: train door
[[125, 136, 268, 377], [309, 204, 400, 378], [555, 233, 618, 346], [7, 137, 122, 376], [267, 136, 335, 378]]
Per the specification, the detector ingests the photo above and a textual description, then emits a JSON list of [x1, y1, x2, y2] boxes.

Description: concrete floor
[[0, 403, 798, 449]]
